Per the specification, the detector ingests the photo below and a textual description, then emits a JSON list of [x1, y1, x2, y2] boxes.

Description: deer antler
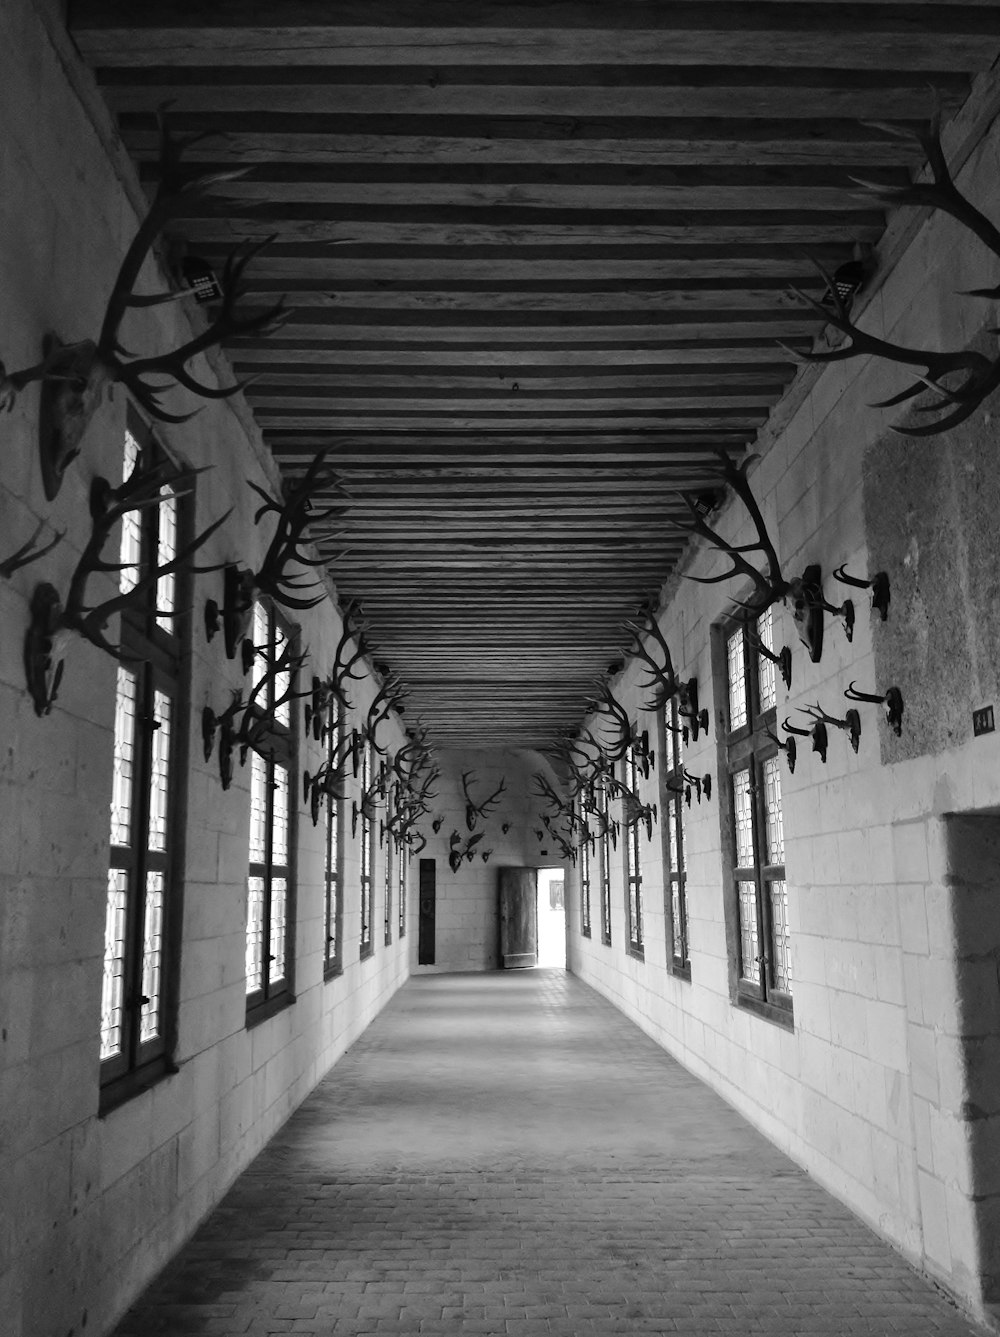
[[363, 672, 409, 755], [250, 450, 346, 611], [65, 459, 228, 660], [330, 599, 369, 710], [672, 452, 787, 613], [782, 105, 1000, 436], [623, 607, 680, 712], [0, 116, 288, 499], [0, 520, 64, 579]]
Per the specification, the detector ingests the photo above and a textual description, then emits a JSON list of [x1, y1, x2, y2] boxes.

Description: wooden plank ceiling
[[72, 2, 1000, 749]]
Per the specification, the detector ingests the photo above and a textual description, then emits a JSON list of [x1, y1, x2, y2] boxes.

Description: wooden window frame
[[714, 610, 793, 1029], [359, 735, 375, 960], [244, 601, 298, 1026], [323, 706, 344, 980], [622, 744, 645, 960], [596, 778, 613, 947], [397, 842, 407, 939], [100, 414, 189, 1112], [579, 797, 592, 939], [383, 768, 393, 947], [659, 699, 691, 980]]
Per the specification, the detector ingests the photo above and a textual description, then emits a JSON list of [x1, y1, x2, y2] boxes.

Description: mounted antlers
[[206, 451, 346, 659], [461, 771, 507, 831], [622, 607, 680, 713], [330, 600, 369, 711], [0, 116, 287, 499], [364, 672, 409, 755], [25, 455, 228, 714], [786, 104, 1000, 437]]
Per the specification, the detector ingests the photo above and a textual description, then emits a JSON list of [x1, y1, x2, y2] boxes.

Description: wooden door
[[498, 867, 537, 969], [418, 858, 435, 965]]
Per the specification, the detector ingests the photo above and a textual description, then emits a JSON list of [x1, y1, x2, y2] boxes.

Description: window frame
[[397, 840, 407, 939], [383, 763, 393, 947], [359, 734, 375, 960], [100, 414, 190, 1111], [715, 607, 793, 1028], [244, 600, 298, 1026], [596, 778, 613, 947], [579, 796, 592, 939], [621, 743, 645, 960], [659, 698, 691, 980], [323, 704, 344, 980]]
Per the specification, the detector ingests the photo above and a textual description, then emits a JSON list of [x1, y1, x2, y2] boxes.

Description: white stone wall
[[0, 6, 410, 1335], [568, 82, 1000, 1324]]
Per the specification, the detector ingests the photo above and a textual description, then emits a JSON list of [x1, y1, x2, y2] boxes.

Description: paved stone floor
[[112, 970, 984, 1337]]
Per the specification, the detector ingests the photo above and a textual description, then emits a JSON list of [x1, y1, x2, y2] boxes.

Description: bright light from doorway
[[537, 867, 566, 968]]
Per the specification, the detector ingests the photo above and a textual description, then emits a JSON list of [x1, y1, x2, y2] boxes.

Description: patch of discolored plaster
[[863, 367, 1000, 765]]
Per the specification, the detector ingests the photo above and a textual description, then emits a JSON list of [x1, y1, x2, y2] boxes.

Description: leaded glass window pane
[[147, 691, 171, 853], [119, 430, 142, 596], [274, 624, 290, 726], [769, 879, 792, 992], [100, 870, 128, 1060], [140, 871, 164, 1042], [155, 487, 177, 632], [249, 752, 268, 865], [733, 768, 754, 867], [671, 881, 684, 959], [272, 764, 289, 865], [738, 880, 760, 983], [251, 603, 268, 689], [269, 877, 287, 983], [756, 606, 777, 712], [727, 626, 747, 731], [110, 668, 137, 847], [246, 876, 265, 993], [763, 754, 785, 864]]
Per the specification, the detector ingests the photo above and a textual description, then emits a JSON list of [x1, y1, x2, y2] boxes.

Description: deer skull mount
[[783, 714, 827, 764], [834, 566, 890, 622], [202, 691, 243, 790], [205, 452, 345, 660], [461, 772, 508, 831], [677, 453, 847, 663], [0, 120, 287, 501], [804, 702, 861, 755], [845, 682, 904, 737], [677, 679, 709, 743], [766, 727, 798, 774], [25, 458, 228, 716]]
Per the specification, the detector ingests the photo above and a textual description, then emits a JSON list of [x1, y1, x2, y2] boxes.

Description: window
[[719, 605, 791, 1022], [383, 775, 393, 946], [359, 736, 374, 958], [621, 744, 644, 957], [579, 798, 592, 938], [245, 602, 297, 1020], [596, 778, 613, 947], [397, 843, 407, 938], [101, 422, 185, 1103], [323, 706, 343, 978], [661, 699, 690, 977]]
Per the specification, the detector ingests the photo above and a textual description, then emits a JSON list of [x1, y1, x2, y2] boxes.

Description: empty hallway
[[111, 971, 981, 1337]]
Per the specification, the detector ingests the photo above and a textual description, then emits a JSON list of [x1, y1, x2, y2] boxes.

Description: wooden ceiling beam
[[116, 120, 924, 168], [74, 2, 1000, 71], [99, 72, 968, 121]]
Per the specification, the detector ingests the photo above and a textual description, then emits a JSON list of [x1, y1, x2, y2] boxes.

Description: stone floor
[[112, 970, 983, 1337]]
